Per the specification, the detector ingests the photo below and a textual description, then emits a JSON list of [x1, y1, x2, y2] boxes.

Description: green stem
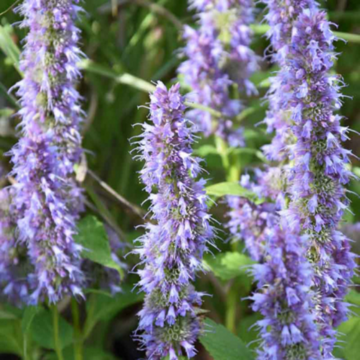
[[225, 284, 238, 334], [71, 299, 83, 360], [51, 305, 64, 360]]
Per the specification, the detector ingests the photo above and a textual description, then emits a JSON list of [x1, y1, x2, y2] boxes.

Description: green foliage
[[30, 308, 74, 350], [200, 318, 254, 360], [0, 0, 360, 359], [84, 286, 143, 338], [204, 252, 254, 281], [206, 182, 256, 199], [75, 215, 124, 278]]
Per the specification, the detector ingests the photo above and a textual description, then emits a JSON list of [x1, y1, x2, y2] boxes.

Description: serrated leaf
[[74, 216, 124, 278], [30, 309, 73, 350], [206, 182, 256, 199], [204, 252, 254, 281], [200, 318, 254, 360]]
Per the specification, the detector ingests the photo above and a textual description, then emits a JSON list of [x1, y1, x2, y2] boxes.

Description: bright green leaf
[[206, 182, 257, 199], [336, 317, 360, 360], [204, 252, 254, 281], [0, 24, 21, 73], [200, 318, 254, 360], [194, 145, 219, 157], [74, 215, 124, 278], [30, 309, 73, 350]]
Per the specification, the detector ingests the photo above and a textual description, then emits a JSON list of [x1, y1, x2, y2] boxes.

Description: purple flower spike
[[260, 0, 356, 356], [179, 0, 258, 146], [133, 82, 214, 359], [251, 219, 321, 360], [9, 0, 85, 304]]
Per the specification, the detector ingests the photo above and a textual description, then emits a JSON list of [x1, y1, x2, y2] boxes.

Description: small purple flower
[[8, 0, 85, 304], [133, 82, 214, 359], [179, 0, 258, 146]]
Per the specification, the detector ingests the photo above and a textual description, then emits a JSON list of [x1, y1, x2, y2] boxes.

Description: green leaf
[[83, 286, 143, 338], [345, 290, 360, 316], [204, 252, 254, 281], [336, 317, 360, 360], [74, 215, 124, 278], [226, 147, 268, 163], [206, 182, 257, 199], [22, 306, 40, 334], [30, 309, 73, 350], [0, 24, 21, 73], [200, 318, 254, 360], [0, 310, 19, 320], [78, 59, 155, 93], [0, 319, 23, 356], [194, 145, 219, 157]]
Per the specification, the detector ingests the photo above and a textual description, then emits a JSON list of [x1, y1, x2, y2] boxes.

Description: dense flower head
[[251, 219, 321, 360], [133, 82, 214, 360], [179, 0, 258, 146], [265, 2, 356, 355], [8, 0, 85, 304], [261, 0, 316, 163]]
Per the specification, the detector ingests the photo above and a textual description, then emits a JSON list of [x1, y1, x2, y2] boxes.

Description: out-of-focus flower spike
[[179, 0, 258, 147]]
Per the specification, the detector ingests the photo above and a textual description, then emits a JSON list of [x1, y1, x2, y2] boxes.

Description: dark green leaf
[[200, 318, 254, 360], [30, 309, 73, 350], [83, 286, 143, 338]]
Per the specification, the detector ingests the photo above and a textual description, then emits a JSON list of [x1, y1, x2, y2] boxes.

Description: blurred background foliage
[[1, 0, 360, 359]]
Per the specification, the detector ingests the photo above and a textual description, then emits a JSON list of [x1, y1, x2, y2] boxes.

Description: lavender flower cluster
[[179, 0, 258, 147], [233, 1, 356, 358], [133, 82, 214, 359], [251, 220, 321, 359], [9, 0, 85, 304], [283, 6, 356, 354], [0, 0, 357, 358]]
